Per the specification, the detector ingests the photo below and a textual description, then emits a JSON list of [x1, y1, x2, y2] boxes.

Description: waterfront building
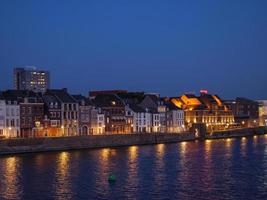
[[93, 94, 130, 134], [164, 99, 185, 133], [42, 94, 62, 137], [126, 104, 152, 133], [226, 97, 259, 127], [1, 90, 44, 137], [139, 94, 167, 132], [14, 67, 50, 93], [91, 109, 105, 134], [46, 89, 79, 136], [72, 95, 105, 135], [0, 93, 20, 138], [171, 92, 234, 130], [256, 100, 267, 126], [73, 95, 93, 135]]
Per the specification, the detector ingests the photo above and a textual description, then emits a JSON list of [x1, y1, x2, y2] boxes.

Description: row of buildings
[[0, 67, 264, 138], [0, 89, 185, 138], [0, 87, 264, 138]]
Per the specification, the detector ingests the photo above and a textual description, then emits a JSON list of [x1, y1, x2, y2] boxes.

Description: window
[[11, 108, 14, 116], [6, 108, 9, 116], [6, 119, 9, 126], [0, 129, 3, 136], [11, 119, 15, 127]]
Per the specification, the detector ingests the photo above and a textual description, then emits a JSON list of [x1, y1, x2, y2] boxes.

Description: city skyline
[[1, 0, 267, 99]]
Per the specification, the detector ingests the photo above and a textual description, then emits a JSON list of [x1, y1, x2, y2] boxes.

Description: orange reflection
[[101, 148, 110, 162], [241, 137, 247, 157], [226, 138, 233, 148], [2, 157, 20, 200], [156, 144, 165, 158], [129, 146, 138, 162], [54, 152, 72, 200], [180, 142, 187, 156], [205, 140, 212, 152]]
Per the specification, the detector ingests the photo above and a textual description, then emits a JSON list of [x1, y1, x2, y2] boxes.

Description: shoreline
[[0, 126, 266, 156]]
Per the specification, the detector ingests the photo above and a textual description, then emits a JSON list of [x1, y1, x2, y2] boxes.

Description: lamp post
[[8, 127, 11, 138], [61, 125, 64, 136]]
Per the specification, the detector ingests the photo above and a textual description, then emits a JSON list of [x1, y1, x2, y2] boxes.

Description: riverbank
[[206, 126, 267, 139], [0, 126, 266, 155], [0, 132, 195, 155]]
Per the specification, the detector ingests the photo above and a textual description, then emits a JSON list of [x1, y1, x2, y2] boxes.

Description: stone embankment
[[207, 126, 267, 139], [0, 126, 266, 155], [0, 132, 195, 155]]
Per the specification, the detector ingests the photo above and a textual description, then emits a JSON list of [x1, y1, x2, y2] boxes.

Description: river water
[[0, 135, 266, 200]]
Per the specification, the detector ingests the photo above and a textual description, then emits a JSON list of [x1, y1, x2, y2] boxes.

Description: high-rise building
[[13, 67, 50, 93]]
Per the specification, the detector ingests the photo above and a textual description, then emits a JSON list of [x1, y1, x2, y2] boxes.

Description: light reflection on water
[[53, 152, 72, 200], [0, 157, 21, 200], [0, 135, 266, 199]]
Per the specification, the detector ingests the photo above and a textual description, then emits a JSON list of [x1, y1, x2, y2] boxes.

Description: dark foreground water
[[0, 135, 267, 200]]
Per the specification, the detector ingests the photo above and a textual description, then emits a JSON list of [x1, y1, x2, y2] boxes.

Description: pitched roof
[[164, 101, 181, 110], [72, 95, 92, 106], [1, 90, 43, 103], [93, 94, 124, 107], [129, 104, 146, 113], [46, 89, 77, 103]]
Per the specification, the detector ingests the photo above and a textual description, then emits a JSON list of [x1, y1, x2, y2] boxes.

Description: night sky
[[0, 0, 267, 99]]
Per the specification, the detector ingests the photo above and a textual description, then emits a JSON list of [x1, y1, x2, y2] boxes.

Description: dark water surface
[[0, 135, 267, 200]]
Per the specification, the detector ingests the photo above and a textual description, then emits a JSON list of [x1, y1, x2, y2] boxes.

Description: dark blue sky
[[1, 0, 267, 99]]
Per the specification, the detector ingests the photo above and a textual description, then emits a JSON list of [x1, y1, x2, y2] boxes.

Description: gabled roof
[[164, 101, 182, 110], [46, 89, 77, 103], [72, 95, 92, 106], [236, 97, 258, 104], [93, 94, 124, 107], [42, 94, 60, 104], [129, 104, 146, 113], [1, 90, 43, 103]]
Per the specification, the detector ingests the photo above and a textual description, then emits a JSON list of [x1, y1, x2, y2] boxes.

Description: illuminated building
[[126, 104, 160, 133], [72, 95, 105, 135], [164, 100, 185, 133], [256, 100, 267, 126], [171, 91, 234, 129], [0, 95, 20, 138], [13, 67, 50, 93], [45, 89, 79, 136], [225, 97, 259, 127], [139, 94, 167, 132], [94, 94, 129, 134], [42, 94, 62, 137], [0, 90, 44, 137]]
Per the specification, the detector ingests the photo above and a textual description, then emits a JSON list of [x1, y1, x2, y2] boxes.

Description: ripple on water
[[0, 136, 267, 200]]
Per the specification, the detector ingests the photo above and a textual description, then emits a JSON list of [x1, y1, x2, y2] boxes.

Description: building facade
[[226, 97, 259, 127], [171, 92, 234, 130], [257, 100, 267, 126], [165, 100, 185, 133], [14, 67, 50, 93], [0, 97, 20, 138], [43, 94, 62, 137], [46, 89, 79, 136], [94, 94, 130, 134]]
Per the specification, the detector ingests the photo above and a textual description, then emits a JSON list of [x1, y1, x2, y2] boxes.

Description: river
[[0, 135, 266, 200]]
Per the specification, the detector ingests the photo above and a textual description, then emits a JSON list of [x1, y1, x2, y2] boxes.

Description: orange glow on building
[[181, 95, 202, 107], [212, 95, 222, 107], [171, 98, 183, 108]]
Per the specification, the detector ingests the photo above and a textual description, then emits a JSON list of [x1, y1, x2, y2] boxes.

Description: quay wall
[[0, 126, 266, 155], [0, 132, 195, 155], [206, 126, 267, 139]]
